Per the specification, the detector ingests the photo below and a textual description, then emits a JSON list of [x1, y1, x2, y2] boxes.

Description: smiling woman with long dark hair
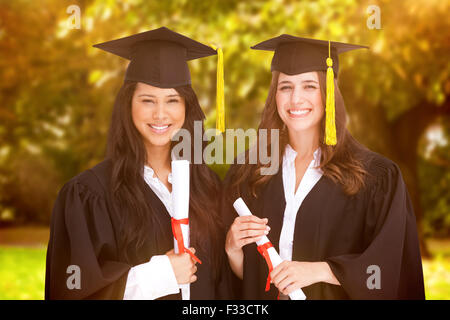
[[45, 27, 230, 300]]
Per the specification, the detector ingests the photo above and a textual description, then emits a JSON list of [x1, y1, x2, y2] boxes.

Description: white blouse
[[123, 166, 180, 300], [279, 144, 323, 262]]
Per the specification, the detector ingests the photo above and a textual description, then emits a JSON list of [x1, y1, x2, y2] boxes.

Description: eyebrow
[[137, 94, 181, 98], [277, 80, 318, 85]]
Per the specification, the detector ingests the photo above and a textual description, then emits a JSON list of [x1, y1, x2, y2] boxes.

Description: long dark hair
[[231, 70, 368, 198], [106, 80, 223, 280]]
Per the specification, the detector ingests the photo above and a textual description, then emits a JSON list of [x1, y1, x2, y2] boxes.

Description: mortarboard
[[251, 35, 369, 145], [93, 27, 225, 133]]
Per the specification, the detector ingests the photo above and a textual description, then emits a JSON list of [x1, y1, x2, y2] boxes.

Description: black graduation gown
[[222, 149, 425, 300], [45, 158, 230, 300]]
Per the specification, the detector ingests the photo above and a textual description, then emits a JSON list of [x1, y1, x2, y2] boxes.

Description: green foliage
[[419, 117, 450, 237], [0, 0, 449, 233]]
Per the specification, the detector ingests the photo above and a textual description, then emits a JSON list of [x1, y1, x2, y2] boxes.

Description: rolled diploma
[[171, 160, 190, 300], [233, 197, 306, 300]]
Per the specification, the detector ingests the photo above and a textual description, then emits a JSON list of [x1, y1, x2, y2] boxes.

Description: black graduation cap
[[252, 34, 369, 146], [251, 34, 369, 77], [93, 26, 217, 88]]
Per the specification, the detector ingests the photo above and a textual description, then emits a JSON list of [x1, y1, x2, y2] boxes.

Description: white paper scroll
[[171, 160, 191, 300], [233, 197, 307, 300]]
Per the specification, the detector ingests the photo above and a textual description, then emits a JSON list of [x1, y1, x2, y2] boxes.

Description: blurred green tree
[[0, 0, 449, 258]]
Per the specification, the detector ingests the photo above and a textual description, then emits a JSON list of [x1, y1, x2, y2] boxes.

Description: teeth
[[289, 109, 311, 115], [150, 124, 169, 130]]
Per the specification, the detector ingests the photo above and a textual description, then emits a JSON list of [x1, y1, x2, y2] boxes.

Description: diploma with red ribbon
[[171, 160, 201, 300], [233, 197, 306, 300], [171, 217, 202, 264]]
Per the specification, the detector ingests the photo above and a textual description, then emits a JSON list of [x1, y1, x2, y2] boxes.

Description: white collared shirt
[[143, 165, 173, 216], [123, 166, 179, 300], [279, 144, 323, 262]]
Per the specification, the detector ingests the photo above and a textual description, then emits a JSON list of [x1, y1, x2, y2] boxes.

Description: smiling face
[[131, 82, 186, 149], [276, 71, 324, 135]]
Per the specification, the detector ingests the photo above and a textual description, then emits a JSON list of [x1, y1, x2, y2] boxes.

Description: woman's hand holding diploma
[[226, 215, 270, 253], [225, 215, 270, 279], [166, 248, 198, 285], [231, 198, 307, 300], [270, 260, 340, 295]]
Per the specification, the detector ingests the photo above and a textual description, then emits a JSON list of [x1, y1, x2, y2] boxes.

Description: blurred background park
[[0, 0, 449, 299]]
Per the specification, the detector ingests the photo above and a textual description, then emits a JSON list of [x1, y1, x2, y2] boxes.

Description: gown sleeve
[[219, 164, 246, 299], [45, 176, 131, 299], [324, 160, 425, 299]]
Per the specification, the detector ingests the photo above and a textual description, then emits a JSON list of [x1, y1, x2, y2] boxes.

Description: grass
[[0, 233, 449, 299], [423, 256, 450, 299], [422, 238, 450, 300], [0, 246, 46, 300]]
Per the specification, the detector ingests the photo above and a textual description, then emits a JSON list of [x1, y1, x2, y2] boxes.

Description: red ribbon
[[171, 217, 202, 264], [257, 242, 274, 292]]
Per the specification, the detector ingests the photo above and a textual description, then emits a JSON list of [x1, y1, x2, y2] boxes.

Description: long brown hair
[[231, 70, 368, 198], [106, 81, 223, 280]]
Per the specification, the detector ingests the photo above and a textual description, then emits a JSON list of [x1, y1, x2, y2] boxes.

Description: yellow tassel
[[210, 44, 225, 134], [325, 40, 337, 146]]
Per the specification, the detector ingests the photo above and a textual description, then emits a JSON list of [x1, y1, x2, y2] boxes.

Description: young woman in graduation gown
[[223, 35, 425, 300], [45, 27, 231, 300]]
